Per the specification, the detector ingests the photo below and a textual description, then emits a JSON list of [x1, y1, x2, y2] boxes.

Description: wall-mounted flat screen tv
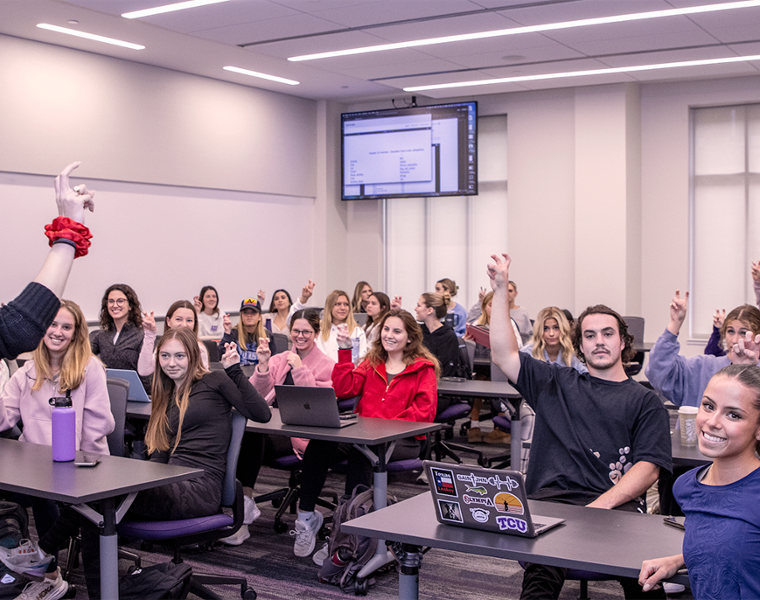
[[341, 101, 477, 201]]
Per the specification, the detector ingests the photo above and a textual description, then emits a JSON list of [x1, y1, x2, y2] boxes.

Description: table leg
[[395, 543, 422, 600], [355, 442, 397, 579], [99, 497, 119, 600]]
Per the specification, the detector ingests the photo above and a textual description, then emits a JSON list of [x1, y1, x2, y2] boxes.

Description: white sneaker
[[663, 582, 686, 594], [0, 540, 52, 579], [15, 571, 68, 600], [312, 542, 329, 566], [218, 525, 250, 546], [415, 470, 428, 485], [243, 496, 261, 525], [290, 510, 323, 558]]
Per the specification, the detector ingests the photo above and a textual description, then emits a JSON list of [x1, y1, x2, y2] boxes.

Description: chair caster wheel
[[274, 520, 287, 534], [63, 584, 77, 599], [242, 587, 257, 599], [354, 578, 368, 595]]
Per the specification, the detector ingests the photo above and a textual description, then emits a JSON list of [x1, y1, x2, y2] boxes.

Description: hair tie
[[44, 216, 92, 258]]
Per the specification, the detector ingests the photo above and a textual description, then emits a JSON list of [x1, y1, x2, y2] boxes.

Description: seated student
[[640, 364, 760, 600], [137, 300, 209, 376], [704, 261, 760, 357], [521, 306, 588, 373], [220, 309, 335, 546], [363, 292, 390, 347], [291, 309, 437, 558], [22, 328, 271, 599], [0, 300, 114, 539], [415, 292, 468, 380], [89, 284, 144, 371], [351, 281, 373, 314], [318, 290, 367, 363], [488, 253, 671, 600], [506, 279, 532, 344], [194, 285, 224, 339], [264, 288, 293, 346], [463, 291, 523, 444], [646, 291, 760, 408], [219, 297, 274, 366], [0, 162, 94, 362], [435, 278, 468, 337]]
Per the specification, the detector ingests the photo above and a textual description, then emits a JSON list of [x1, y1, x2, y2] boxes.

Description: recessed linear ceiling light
[[402, 54, 760, 92], [37, 23, 145, 49], [122, 0, 231, 19], [223, 66, 299, 86], [289, 0, 760, 62]]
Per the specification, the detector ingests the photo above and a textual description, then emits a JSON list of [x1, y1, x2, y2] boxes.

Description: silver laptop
[[106, 369, 150, 403], [275, 385, 357, 428], [424, 460, 564, 538]]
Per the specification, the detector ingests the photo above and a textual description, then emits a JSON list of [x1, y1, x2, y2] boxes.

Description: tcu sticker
[[496, 515, 528, 534], [469, 507, 490, 523]]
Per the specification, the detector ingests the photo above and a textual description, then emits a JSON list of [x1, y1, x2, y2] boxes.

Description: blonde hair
[[421, 292, 449, 320], [530, 307, 575, 367], [474, 292, 494, 327], [236, 311, 266, 350], [32, 300, 93, 392], [321, 291, 358, 342], [145, 328, 208, 455]]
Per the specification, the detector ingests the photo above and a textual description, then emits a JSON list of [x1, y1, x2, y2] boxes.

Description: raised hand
[[193, 295, 202, 313], [753, 261, 760, 282], [256, 336, 271, 370], [257, 289, 266, 304], [286, 351, 303, 370], [336, 324, 352, 349], [221, 342, 240, 369], [390, 295, 402, 310], [478, 287, 487, 303], [486, 253, 511, 291], [54, 162, 94, 225], [731, 331, 760, 365], [668, 290, 689, 335], [222, 313, 232, 335], [713, 308, 726, 329], [142, 310, 157, 333], [300, 279, 316, 303]]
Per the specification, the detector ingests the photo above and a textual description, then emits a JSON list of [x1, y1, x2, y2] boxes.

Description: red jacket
[[332, 349, 437, 437]]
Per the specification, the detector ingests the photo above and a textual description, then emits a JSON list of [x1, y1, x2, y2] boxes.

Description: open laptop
[[423, 460, 564, 538], [106, 369, 150, 403], [274, 385, 357, 428]]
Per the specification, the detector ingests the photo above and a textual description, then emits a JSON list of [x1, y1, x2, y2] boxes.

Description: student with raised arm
[[0, 162, 94, 360], [640, 364, 760, 599], [645, 291, 760, 408], [264, 289, 293, 345], [194, 286, 224, 339], [488, 253, 671, 600]]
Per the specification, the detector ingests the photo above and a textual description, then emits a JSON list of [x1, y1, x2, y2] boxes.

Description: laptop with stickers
[[275, 385, 357, 428], [423, 460, 565, 538]]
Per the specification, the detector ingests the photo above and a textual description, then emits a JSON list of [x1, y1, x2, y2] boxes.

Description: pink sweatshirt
[[250, 345, 335, 456], [0, 356, 115, 454]]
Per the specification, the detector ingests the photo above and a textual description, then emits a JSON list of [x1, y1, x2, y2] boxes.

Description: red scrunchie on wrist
[[44, 217, 92, 258]]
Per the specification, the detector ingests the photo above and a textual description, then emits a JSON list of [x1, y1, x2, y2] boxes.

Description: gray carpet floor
[[57, 423, 691, 600]]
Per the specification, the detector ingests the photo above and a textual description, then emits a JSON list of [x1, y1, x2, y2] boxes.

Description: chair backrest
[[622, 316, 645, 345], [490, 360, 509, 383], [106, 377, 130, 457], [202, 339, 221, 363], [270, 333, 289, 355], [458, 337, 474, 378], [353, 313, 368, 327], [221, 410, 247, 507]]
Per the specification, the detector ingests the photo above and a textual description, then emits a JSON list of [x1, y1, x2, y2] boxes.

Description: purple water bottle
[[49, 390, 75, 462]]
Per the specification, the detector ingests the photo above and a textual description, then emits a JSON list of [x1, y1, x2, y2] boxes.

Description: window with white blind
[[690, 104, 760, 338], [385, 115, 508, 313]]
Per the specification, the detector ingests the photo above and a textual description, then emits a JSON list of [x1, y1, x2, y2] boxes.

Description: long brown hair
[[712, 364, 760, 455], [32, 300, 95, 392], [351, 281, 372, 313], [164, 300, 199, 335], [365, 292, 390, 330], [364, 309, 440, 378], [99, 283, 142, 330], [145, 328, 208, 455]]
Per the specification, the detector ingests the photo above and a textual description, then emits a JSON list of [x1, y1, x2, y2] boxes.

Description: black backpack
[[0, 501, 28, 549], [0, 564, 31, 599], [118, 562, 193, 600], [317, 485, 396, 594]]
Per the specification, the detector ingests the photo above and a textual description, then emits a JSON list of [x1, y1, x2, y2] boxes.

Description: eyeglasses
[[107, 298, 128, 306], [291, 329, 315, 338]]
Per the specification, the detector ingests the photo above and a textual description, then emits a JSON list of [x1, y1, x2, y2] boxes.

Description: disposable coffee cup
[[678, 406, 699, 447]]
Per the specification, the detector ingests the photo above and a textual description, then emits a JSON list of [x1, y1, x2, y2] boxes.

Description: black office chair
[[202, 339, 221, 363], [622, 316, 646, 377], [117, 411, 256, 599]]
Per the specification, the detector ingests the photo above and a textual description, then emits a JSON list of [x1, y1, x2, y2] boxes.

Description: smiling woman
[[89, 283, 145, 373]]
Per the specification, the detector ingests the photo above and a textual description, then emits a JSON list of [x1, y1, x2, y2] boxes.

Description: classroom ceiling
[[2, 0, 759, 103]]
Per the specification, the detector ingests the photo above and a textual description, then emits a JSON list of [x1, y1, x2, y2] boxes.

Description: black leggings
[[236, 432, 293, 490], [298, 436, 424, 512]]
